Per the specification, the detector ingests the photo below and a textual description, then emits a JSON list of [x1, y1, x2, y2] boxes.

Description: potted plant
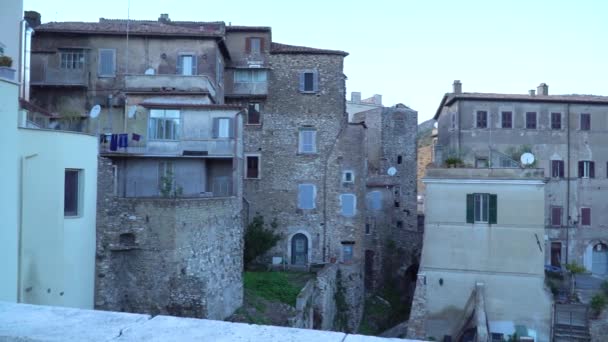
[[0, 55, 16, 81]]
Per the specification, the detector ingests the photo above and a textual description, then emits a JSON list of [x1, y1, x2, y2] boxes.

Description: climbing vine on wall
[[334, 269, 348, 332]]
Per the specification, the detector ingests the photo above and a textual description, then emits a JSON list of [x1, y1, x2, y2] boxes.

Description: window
[[551, 112, 562, 130], [177, 54, 197, 75], [551, 160, 564, 178], [397, 155, 403, 164], [580, 113, 591, 131], [342, 243, 354, 263], [60, 49, 85, 70], [246, 37, 264, 54], [64, 169, 82, 216], [396, 221, 403, 229], [212, 117, 233, 138], [98, 49, 115, 77], [245, 155, 260, 179], [299, 70, 318, 93], [365, 217, 374, 235], [247, 103, 261, 125], [526, 112, 537, 129], [451, 113, 456, 129], [476, 110, 487, 128], [298, 184, 316, 209], [234, 69, 267, 83], [366, 191, 382, 211], [342, 171, 354, 183], [299, 129, 317, 154], [475, 158, 489, 168], [340, 194, 356, 217], [501, 111, 512, 128], [149, 109, 180, 140], [466, 193, 497, 224], [365, 223, 371, 235], [578, 161, 595, 178], [581, 207, 591, 226], [551, 206, 563, 227]]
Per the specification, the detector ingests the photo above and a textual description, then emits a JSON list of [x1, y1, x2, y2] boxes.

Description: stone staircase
[[553, 304, 591, 342]]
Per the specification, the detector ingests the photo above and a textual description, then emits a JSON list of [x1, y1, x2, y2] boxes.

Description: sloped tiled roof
[[35, 19, 225, 37], [226, 25, 271, 32], [270, 42, 348, 56], [434, 92, 608, 120]]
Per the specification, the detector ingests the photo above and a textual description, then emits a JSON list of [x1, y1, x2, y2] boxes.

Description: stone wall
[[95, 157, 243, 320], [406, 274, 427, 340]]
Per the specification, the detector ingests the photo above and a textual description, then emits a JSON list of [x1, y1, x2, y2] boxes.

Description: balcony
[[30, 67, 87, 87], [125, 74, 216, 99], [231, 81, 267, 96], [100, 136, 235, 157]]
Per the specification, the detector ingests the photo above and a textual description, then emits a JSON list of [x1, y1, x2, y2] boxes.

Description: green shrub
[[591, 294, 607, 316], [444, 157, 463, 167], [244, 215, 281, 267], [0, 56, 12, 67], [565, 262, 586, 274]]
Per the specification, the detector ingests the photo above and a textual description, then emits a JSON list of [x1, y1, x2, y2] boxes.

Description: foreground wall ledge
[[0, 302, 424, 341]]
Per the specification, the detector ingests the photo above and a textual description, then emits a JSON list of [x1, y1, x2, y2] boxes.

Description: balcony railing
[[231, 81, 267, 96], [30, 67, 87, 86], [125, 74, 216, 98], [100, 137, 235, 156]]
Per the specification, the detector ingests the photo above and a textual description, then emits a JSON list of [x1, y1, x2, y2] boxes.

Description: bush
[[0, 56, 12, 67], [565, 262, 586, 274], [444, 157, 463, 167], [244, 215, 281, 267], [591, 294, 607, 316]]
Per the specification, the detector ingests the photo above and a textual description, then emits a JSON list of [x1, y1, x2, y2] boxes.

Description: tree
[[244, 215, 281, 268]]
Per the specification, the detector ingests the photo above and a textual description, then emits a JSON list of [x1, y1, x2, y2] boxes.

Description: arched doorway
[[592, 243, 608, 275], [291, 233, 308, 265]]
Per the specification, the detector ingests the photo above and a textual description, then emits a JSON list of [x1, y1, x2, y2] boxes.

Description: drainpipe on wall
[[566, 103, 571, 265], [17, 153, 38, 302]]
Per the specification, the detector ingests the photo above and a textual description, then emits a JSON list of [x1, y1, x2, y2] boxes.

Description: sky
[[23, 0, 608, 123]]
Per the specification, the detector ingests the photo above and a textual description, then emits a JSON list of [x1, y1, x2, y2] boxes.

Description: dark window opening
[[581, 208, 591, 226], [476, 111, 487, 128], [551, 160, 564, 178], [526, 112, 537, 129], [501, 111, 512, 128], [365, 223, 371, 235], [551, 112, 562, 130], [246, 156, 260, 179], [551, 242, 562, 267], [247, 103, 261, 125], [397, 155, 402, 164], [578, 161, 595, 178], [551, 206, 563, 227], [64, 169, 80, 216], [394, 201, 400, 208], [304, 72, 314, 92], [119, 233, 136, 246], [580, 113, 591, 131], [396, 221, 403, 229]]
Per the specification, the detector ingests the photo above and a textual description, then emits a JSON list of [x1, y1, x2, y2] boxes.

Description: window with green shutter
[[466, 193, 497, 224]]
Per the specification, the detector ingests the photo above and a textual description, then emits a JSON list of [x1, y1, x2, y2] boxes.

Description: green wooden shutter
[[466, 194, 474, 223], [489, 194, 497, 224]]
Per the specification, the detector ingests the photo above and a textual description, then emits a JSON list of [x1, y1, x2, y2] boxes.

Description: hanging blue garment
[[118, 134, 129, 148], [110, 134, 118, 151]]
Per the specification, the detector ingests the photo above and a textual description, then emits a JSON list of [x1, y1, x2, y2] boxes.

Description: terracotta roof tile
[[270, 42, 348, 56], [226, 25, 271, 32], [35, 19, 225, 37]]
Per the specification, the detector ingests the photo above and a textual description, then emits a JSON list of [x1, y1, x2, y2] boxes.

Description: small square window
[[340, 194, 356, 217], [551, 112, 562, 130], [342, 243, 354, 263], [343, 171, 354, 183], [64, 169, 82, 216], [299, 70, 318, 93], [551, 160, 564, 178], [578, 161, 595, 178], [396, 221, 403, 229]]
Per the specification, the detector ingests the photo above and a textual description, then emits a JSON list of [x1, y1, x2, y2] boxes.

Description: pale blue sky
[[24, 0, 608, 122]]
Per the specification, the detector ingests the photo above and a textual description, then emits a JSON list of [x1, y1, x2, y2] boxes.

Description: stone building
[[408, 167, 552, 341], [433, 81, 608, 276], [29, 14, 244, 319], [350, 103, 420, 294]]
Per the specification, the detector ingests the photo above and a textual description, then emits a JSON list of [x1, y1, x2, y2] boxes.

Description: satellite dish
[[144, 68, 155, 75], [387, 167, 397, 176], [520, 152, 535, 165], [128, 105, 137, 118], [89, 105, 101, 118]]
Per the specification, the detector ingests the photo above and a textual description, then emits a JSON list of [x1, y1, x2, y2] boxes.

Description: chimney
[[453, 80, 462, 94], [373, 94, 382, 105], [537, 83, 549, 96], [24, 11, 41, 28], [529, 89, 536, 96], [351, 92, 361, 104], [158, 13, 170, 22]]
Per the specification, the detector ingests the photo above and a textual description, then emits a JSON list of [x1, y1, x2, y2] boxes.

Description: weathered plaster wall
[[95, 157, 243, 320]]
